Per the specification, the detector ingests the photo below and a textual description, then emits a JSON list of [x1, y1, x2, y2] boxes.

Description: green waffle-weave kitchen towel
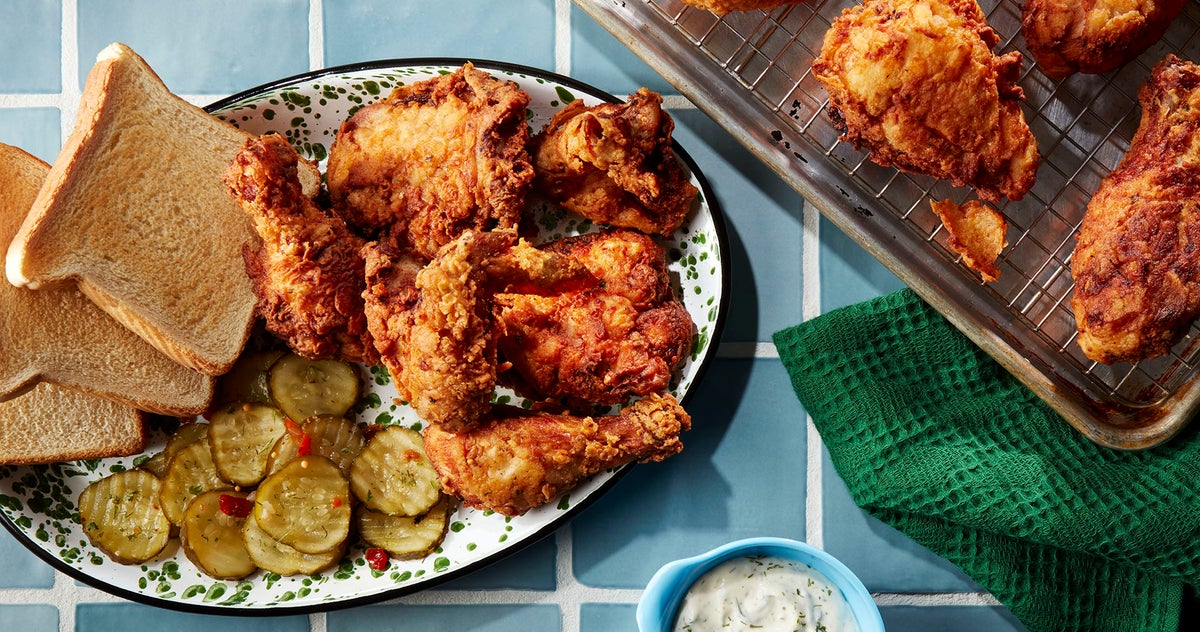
[[772, 288, 1200, 632]]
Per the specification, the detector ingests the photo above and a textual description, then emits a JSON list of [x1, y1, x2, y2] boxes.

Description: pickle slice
[[209, 402, 288, 486], [265, 415, 366, 475], [79, 470, 171, 564], [180, 490, 257, 579], [216, 349, 287, 406], [139, 422, 209, 479], [159, 438, 230, 526], [253, 455, 351, 554], [267, 354, 361, 422], [350, 426, 440, 517], [242, 508, 344, 576], [356, 494, 453, 559]]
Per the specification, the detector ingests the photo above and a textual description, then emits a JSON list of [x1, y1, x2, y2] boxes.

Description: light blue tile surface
[[0, 108, 60, 164], [669, 109, 805, 342], [434, 532, 556, 591], [580, 603, 637, 632], [0, 525, 55, 589], [881, 605, 1028, 632], [572, 358, 806, 589], [77, 0, 309, 93], [323, 1, 555, 71], [0, 604, 57, 632], [818, 215, 904, 312], [0, 0, 60, 92], [569, 7, 676, 96], [75, 603, 309, 632], [327, 604, 560, 632]]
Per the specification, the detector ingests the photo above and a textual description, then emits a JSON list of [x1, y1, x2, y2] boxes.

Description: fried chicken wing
[[811, 0, 1040, 203], [1071, 55, 1200, 365], [531, 88, 698, 236], [423, 393, 691, 516], [326, 63, 534, 261], [224, 134, 377, 365], [495, 229, 694, 408], [1022, 0, 1186, 78]]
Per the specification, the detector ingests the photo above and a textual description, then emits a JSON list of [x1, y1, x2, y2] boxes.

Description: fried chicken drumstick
[[1072, 55, 1200, 365], [1022, 0, 1186, 78], [423, 393, 691, 516], [224, 134, 378, 365], [811, 0, 1040, 203]]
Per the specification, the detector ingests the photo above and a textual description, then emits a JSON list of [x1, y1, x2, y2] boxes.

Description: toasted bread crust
[[5, 42, 257, 375]]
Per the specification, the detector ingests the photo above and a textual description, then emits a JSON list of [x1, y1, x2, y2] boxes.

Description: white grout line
[[554, 0, 573, 76], [309, 0, 324, 72]]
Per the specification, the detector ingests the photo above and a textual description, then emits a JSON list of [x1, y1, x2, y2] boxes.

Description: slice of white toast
[[0, 382, 146, 465], [0, 142, 214, 416], [5, 42, 259, 375]]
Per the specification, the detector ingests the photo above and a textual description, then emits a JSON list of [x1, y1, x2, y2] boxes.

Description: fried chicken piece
[[224, 134, 377, 365], [1071, 55, 1200, 365], [1022, 0, 1186, 78], [423, 393, 691, 516], [811, 0, 1040, 203], [930, 198, 1008, 282], [326, 62, 534, 261], [362, 230, 596, 432], [531, 88, 698, 236], [680, 0, 805, 14], [495, 229, 695, 408]]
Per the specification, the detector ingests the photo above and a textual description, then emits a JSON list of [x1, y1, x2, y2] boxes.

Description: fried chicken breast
[[423, 393, 690, 516], [531, 88, 698, 236], [495, 229, 694, 408], [326, 63, 534, 261], [811, 0, 1040, 203], [224, 134, 377, 365], [1071, 55, 1200, 365], [1022, 0, 1186, 78]]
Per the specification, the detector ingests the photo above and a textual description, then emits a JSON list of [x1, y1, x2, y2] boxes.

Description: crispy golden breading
[[223, 134, 377, 365], [1022, 0, 1186, 78], [531, 88, 698, 236], [930, 198, 1008, 283], [326, 63, 534, 261], [1071, 55, 1200, 365], [680, 0, 804, 15], [811, 0, 1040, 203], [423, 393, 690, 516], [496, 229, 694, 408], [362, 230, 596, 432]]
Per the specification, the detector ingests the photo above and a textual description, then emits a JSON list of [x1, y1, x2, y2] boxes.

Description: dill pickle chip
[[209, 402, 288, 486], [180, 490, 257, 579], [253, 455, 351, 554], [139, 421, 209, 479], [159, 437, 230, 526], [216, 349, 287, 406], [356, 494, 453, 559], [79, 470, 171, 564], [267, 354, 361, 422], [265, 415, 366, 476], [350, 426, 440, 517], [242, 508, 344, 576]]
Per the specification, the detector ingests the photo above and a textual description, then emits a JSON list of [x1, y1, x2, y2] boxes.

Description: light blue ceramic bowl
[[637, 537, 884, 632]]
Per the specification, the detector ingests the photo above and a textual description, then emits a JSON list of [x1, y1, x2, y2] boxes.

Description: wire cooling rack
[[576, 0, 1200, 448]]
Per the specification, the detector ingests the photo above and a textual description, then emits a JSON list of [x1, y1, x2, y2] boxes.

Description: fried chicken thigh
[[496, 229, 695, 408], [326, 63, 534, 261], [224, 134, 377, 365], [1071, 55, 1200, 365], [811, 0, 1040, 203], [532, 88, 698, 236], [1022, 0, 1186, 78], [423, 393, 691, 516]]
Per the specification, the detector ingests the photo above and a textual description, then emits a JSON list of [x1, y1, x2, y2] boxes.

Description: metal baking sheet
[[575, 0, 1200, 449]]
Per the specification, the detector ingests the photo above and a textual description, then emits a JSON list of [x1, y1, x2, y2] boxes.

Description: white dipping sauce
[[672, 555, 860, 632]]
